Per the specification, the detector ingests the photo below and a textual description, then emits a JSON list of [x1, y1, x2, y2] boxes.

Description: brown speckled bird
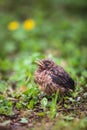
[[34, 59, 75, 95]]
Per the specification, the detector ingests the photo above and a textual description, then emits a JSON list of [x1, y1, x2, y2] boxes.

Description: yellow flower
[[8, 21, 19, 31], [23, 19, 35, 30]]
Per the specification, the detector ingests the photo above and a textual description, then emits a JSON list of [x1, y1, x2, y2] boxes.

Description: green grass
[[0, 3, 87, 129]]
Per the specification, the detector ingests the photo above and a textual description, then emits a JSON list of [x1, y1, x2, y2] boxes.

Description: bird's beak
[[35, 60, 44, 67]]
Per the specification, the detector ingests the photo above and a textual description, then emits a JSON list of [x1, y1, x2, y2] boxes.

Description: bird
[[34, 58, 75, 95]]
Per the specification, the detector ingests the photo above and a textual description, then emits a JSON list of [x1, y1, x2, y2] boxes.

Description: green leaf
[[41, 97, 48, 109], [20, 117, 28, 124]]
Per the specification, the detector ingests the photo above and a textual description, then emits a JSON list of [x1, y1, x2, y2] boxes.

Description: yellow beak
[[35, 60, 44, 67]]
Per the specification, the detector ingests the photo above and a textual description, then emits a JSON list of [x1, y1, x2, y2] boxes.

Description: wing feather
[[50, 66, 75, 90]]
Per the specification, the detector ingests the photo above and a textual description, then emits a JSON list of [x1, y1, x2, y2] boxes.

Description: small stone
[[76, 96, 81, 101]]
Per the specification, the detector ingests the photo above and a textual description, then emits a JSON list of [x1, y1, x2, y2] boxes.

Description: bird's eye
[[45, 64, 48, 67], [45, 62, 50, 67]]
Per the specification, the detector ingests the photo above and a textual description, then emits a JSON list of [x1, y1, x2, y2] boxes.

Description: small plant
[[49, 90, 60, 119], [41, 97, 48, 110]]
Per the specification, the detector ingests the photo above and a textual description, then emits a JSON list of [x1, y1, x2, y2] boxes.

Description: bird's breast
[[34, 70, 51, 83]]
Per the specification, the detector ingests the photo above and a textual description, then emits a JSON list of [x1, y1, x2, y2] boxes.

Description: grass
[[0, 52, 87, 130], [0, 5, 87, 129]]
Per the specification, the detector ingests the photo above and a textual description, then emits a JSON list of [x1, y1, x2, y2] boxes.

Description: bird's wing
[[50, 66, 75, 90]]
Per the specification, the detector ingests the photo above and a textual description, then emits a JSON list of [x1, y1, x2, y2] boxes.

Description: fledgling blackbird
[[34, 59, 75, 95]]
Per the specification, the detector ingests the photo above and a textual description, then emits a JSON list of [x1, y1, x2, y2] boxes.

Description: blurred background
[[0, 0, 87, 84]]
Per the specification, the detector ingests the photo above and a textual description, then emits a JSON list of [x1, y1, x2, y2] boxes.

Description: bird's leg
[[57, 95, 65, 105]]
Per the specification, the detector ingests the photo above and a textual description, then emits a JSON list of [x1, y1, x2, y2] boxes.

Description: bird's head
[[35, 59, 54, 70]]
